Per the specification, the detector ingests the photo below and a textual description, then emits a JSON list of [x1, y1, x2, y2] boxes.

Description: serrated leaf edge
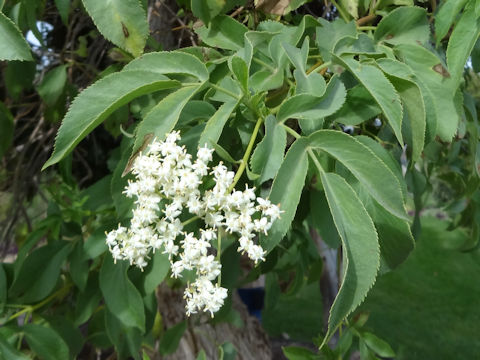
[[0, 11, 33, 61], [43, 70, 180, 169], [308, 129, 408, 220], [317, 171, 380, 348]]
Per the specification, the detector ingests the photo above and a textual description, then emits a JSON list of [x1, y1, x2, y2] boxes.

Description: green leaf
[[81, 174, 114, 211], [4, 60, 36, 100], [356, 184, 414, 270], [283, 39, 327, 97], [339, 0, 359, 19], [354, 135, 406, 198], [0, 101, 14, 159], [0, 336, 30, 360], [333, 56, 403, 145], [295, 70, 327, 97], [434, 0, 468, 46], [245, 163, 260, 180], [210, 76, 243, 102], [83, 229, 110, 259], [212, 142, 237, 163], [446, 1, 480, 87], [81, 0, 148, 57], [249, 67, 284, 92], [332, 85, 380, 126], [196, 349, 207, 360], [277, 75, 346, 123], [23, 324, 70, 360], [310, 189, 341, 248], [374, 6, 429, 45], [43, 71, 179, 169], [395, 43, 458, 141], [195, 15, 247, 51], [339, 136, 414, 270], [335, 329, 353, 357], [192, 0, 225, 24], [69, 241, 89, 291], [178, 100, 216, 127], [99, 256, 146, 331], [37, 65, 68, 107], [282, 346, 318, 360], [124, 51, 209, 82], [316, 18, 356, 62], [260, 138, 309, 252], [74, 273, 102, 326], [198, 100, 239, 148], [159, 321, 187, 355], [9, 241, 73, 303], [54, 0, 70, 24], [283, 38, 309, 72], [377, 58, 426, 162], [141, 251, 170, 294], [218, 342, 237, 360], [132, 85, 200, 154], [0, 11, 32, 61], [44, 315, 84, 359], [308, 130, 407, 220], [228, 56, 249, 93], [361, 332, 395, 357], [105, 308, 142, 360], [359, 339, 376, 360], [318, 172, 379, 345], [251, 115, 287, 184], [334, 33, 380, 56]]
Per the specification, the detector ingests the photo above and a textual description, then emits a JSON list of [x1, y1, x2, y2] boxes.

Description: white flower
[[254, 217, 271, 235], [197, 145, 214, 163], [205, 212, 224, 228], [105, 131, 282, 317]]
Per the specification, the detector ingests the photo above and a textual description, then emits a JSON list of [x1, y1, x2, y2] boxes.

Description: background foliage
[[1, 0, 480, 359]]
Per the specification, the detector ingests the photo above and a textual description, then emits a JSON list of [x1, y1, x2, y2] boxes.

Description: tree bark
[[156, 283, 272, 360]]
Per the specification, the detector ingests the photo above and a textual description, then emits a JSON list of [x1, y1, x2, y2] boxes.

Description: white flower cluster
[[105, 131, 282, 316]]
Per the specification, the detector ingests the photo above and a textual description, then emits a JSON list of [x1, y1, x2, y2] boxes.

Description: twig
[[356, 14, 376, 26]]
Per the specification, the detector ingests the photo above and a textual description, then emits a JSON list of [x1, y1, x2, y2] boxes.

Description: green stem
[[182, 215, 200, 227], [357, 25, 376, 31], [307, 148, 324, 175], [4, 304, 27, 308], [282, 124, 301, 139], [252, 57, 295, 89], [209, 83, 242, 101], [228, 117, 264, 192], [217, 230, 222, 285], [119, 124, 134, 138], [8, 282, 72, 322], [8, 306, 31, 323], [252, 57, 276, 72]]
